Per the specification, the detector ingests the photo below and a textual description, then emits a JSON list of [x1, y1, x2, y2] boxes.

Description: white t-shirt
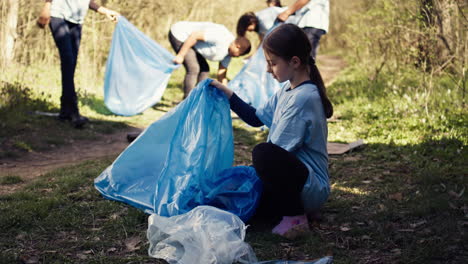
[[170, 21, 234, 68], [50, 0, 91, 24], [295, 0, 329, 32]]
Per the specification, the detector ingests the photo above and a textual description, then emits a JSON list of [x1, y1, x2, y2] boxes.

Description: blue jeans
[[49, 17, 82, 117], [302, 27, 326, 59]]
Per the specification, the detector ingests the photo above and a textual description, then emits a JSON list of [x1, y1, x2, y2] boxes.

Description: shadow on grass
[[151, 83, 184, 112], [246, 137, 466, 262], [80, 93, 116, 116], [0, 136, 466, 263], [0, 81, 132, 159]]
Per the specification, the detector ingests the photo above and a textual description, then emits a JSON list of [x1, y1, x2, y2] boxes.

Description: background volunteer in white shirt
[[168, 21, 251, 98], [277, 0, 329, 59]]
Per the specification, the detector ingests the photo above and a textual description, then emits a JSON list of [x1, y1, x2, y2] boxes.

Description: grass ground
[[0, 55, 467, 263]]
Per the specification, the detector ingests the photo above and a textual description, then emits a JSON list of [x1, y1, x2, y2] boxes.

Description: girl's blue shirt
[[255, 81, 330, 212]]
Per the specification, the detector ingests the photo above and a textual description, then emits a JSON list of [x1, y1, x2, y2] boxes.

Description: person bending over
[[169, 21, 251, 98]]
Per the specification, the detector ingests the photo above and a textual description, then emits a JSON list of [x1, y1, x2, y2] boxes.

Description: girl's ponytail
[[263, 24, 333, 118], [309, 58, 333, 118]]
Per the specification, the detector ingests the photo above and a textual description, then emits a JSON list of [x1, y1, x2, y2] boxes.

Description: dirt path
[[0, 127, 141, 195], [318, 55, 346, 86], [0, 55, 346, 195]]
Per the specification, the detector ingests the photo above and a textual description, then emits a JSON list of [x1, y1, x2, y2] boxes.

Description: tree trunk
[[417, 0, 436, 70], [1, 0, 19, 67]]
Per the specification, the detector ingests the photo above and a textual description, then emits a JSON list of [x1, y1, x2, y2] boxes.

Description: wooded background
[[0, 0, 466, 104]]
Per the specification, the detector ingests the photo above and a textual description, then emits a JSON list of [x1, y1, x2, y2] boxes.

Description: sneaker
[[272, 215, 310, 239], [58, 113, 89, 128], [70, 114, 89, 128], [58, 114, 71, 121]]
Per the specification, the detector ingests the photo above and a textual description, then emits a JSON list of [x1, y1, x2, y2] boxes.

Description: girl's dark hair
[[236, 12, 258, 36], [267, 0, 282, 7], [263, 24, 333, 118]]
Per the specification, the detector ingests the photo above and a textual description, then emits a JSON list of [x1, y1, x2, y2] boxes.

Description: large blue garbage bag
[[203, 166, 262, 222], [228, 45, 282, 109], [104, 16, 179, 116], [95, 79, 261, 222]]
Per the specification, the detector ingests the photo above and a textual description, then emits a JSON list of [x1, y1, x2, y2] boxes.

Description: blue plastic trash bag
[[147, 206, 258, 264], [203, 166, 262, 222], [95, 79, 261, 221], [228, 45, 282, 109], [104, 16, 179, 116]]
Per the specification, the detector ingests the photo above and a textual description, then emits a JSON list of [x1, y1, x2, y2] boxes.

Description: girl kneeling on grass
[[211, 23, 333, 239]]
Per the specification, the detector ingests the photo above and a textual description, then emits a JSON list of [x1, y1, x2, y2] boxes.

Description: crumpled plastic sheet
[[103, 16, 179, 116], [147, 205, 258, 264], [95, 79, 261, 222], [147, 206, 333, 264]]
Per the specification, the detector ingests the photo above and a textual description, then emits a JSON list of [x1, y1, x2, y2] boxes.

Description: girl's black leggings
[[252, 142, 309, 217]]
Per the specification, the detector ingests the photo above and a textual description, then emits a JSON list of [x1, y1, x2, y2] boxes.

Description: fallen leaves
[[409, 220, 427, 229], [124, 236, 142, 252], [448, 186, 465, 199], [18, 255, 39, 264], [107, 247, 118, 253], [340, 226, 352, 232], [388, 192, 403, 202]]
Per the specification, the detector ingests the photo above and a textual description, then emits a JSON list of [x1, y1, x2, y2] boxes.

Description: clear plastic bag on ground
[[147, 206, 258, 264]]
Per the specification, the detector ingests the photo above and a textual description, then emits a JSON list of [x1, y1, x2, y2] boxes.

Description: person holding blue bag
[[277, 0, 329, 59], [211, 24, 333, 239], [37, 0, 119, 128], [169, 21, 252, 98]]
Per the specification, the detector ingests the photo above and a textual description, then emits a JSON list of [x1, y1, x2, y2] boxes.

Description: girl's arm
[[211, 80, 264, 127], [173, 31, 204, 64], [210, 80, 233, 98], [277, 0, 310, 21]]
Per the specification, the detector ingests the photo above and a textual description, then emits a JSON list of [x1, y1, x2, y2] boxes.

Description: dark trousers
[[252, 142, 308, 217], [49, 17, 82, 117], [168, 31, 210, 98], [302, 27, 326, 59]]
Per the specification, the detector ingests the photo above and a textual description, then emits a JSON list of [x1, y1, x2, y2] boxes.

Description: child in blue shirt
[[211, 23, 333, 239]]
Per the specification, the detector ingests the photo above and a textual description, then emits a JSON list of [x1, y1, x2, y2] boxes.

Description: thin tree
[[0, 0, 19, 67]]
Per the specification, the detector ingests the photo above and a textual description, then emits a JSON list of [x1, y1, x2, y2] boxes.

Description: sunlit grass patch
[[331, 184, 371, 196]]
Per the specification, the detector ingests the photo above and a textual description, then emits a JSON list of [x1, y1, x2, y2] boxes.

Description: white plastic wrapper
[[147, 206, 258, 264]]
